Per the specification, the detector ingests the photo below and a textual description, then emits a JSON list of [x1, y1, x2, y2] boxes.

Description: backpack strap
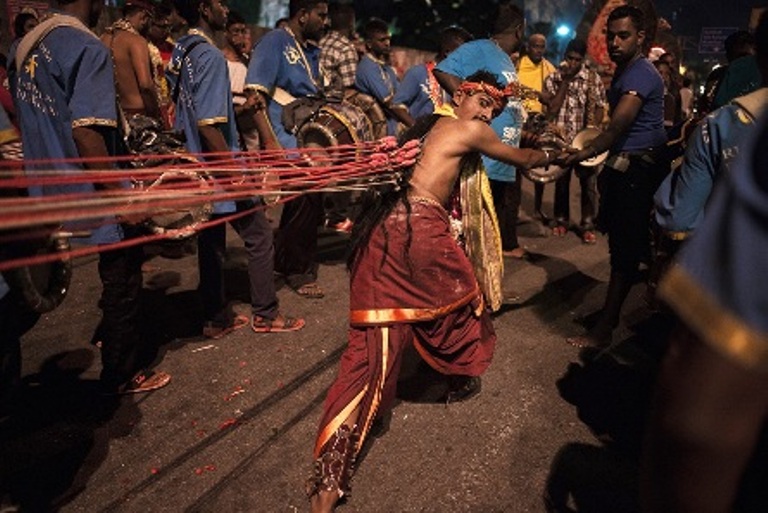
[[170, 38, 206, 104]]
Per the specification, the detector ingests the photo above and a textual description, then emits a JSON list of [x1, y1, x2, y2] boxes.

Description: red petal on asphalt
[[219, 418, 237, 430], [239, 361, 247, 367], [151, 468, 159, 475], [194, 467, 204, 475], [205, 464, 216, 471], [196, 430, 207, 438]]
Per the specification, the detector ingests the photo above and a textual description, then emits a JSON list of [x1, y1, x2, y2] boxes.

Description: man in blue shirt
[[392, 25, 472, 120], [565, 5, 667, 349], [245, 0, 329, 300], [168, 0, 304, 335], [355, 17, 414, 135], [434, 1, 528, 259], [10, 0, 171, 394]]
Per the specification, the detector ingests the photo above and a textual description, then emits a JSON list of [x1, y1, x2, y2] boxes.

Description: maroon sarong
[[311, 199, 497, 483]]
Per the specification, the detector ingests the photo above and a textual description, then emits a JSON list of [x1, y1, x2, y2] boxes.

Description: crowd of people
[[0, 0, 766, 512]]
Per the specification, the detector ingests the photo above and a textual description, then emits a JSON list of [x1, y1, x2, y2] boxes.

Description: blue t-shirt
[[392, 63, 434, 120], [167, 31, 240, 214], [245, 28, 322, 149], [654, 100, 759, 233], [11, 14, 123, 245], [608, 57, 667, 152], [436, 39, 525, 182], [355, 54, 400, 136]]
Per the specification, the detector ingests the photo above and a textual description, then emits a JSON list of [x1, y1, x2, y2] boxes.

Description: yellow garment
[[517, 55, 556, 113]]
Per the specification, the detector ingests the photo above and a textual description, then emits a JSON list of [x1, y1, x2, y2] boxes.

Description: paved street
[[1, 181, 669, 512]]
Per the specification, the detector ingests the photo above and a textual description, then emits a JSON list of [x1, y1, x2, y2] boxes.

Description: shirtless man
[[307, 70, 567, 512], [101, 0, 162, 121]]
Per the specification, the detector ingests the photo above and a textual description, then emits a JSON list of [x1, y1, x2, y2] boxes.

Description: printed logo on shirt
[[284, 45, 301, 65]]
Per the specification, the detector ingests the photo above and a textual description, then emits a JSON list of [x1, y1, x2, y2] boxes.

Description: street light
[[556, 24, 571, 38]]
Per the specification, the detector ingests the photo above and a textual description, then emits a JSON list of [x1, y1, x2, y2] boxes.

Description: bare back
[[101, 29, 158, 115]]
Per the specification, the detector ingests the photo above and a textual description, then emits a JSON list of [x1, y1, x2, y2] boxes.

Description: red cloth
[[349, 199, 484, 325], [313, 199, 497, 461]]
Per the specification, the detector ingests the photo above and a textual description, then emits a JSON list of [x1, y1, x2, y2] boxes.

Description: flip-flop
[[582, 231, 597, 244], [107, 370, 172, 395], [251, 314, 306, 333], [294, 282, 325, 299], [202, 314, 249, 339], [552, 226, 567, 237]]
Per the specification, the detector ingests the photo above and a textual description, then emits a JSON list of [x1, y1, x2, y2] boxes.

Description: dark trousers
[[490, 173, 523, 251], [554, 165, 598, 229], [197, 200, 278, 323], [275, 193, 323, 289], [97, 240, 145, 390], [0, 287, 39, 413], [325, 191, 352, 225]]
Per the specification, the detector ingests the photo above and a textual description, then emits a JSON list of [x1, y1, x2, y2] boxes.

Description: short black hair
[[607, 5, 645, 32], [565, 38, 587, 56], [289, 0, 326, 19], [13, 11, 37, 39], [363, 18, 389, 40], [725, 30, 755, 61], [492, 1, 524, 36], [439, 25, 472, 53], [328, 2, 355, 31], [226, 10, 246, 29], [174, 0, 208, 26]]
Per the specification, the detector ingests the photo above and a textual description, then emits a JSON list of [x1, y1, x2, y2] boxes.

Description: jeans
[[554, 165, 598, 229]]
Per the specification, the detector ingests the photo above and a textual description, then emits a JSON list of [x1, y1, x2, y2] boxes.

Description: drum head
[[572, 127, 608, 167]]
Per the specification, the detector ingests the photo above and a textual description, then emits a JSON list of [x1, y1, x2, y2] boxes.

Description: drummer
[[540, 38, 607, 244]]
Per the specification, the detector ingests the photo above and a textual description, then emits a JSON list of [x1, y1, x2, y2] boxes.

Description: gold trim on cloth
[[660, 266, 768, 370], [350, 288, 481, 325], [459, 156, 504, 311], [0, 128, 19, 145], [197, 116, 229, 126], [72, 118, 117, 128], [314, 387, 367, 458]]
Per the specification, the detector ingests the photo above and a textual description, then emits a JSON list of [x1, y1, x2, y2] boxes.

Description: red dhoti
[[307, 197, 497, 497]]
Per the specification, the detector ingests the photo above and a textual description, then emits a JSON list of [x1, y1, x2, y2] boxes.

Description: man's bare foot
[[502, 247, 528, 259], [309, 489, 338, 513]]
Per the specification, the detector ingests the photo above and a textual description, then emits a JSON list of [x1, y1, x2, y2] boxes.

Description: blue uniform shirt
[[436, 39, 525, 183], [11, 12, 122, 245], [167, 30, 240, 214], [655, 99, 762, 233], [245, 27, 322, 149], [355, 54, 400, 136], [393, 63, 434, 120]]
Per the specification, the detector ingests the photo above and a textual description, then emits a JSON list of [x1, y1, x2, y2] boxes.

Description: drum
[[5, 234, 72, 314], [345, 91, 388, 140], [136, 167, 214, 241], [297, 101, 374, 150]]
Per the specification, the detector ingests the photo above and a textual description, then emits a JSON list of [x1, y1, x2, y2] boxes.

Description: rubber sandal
[[582, 231, 597, 244], [552, 226, 567, 237], [502, 247, 528, 260], [202, 314, 249, 339], [294, 282, 325, 299], [107, 370, 171, 395], [251, 314, 306, 333]]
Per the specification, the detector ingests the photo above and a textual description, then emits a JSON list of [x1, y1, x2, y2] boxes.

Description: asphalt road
[[0, 181, 671, 513]]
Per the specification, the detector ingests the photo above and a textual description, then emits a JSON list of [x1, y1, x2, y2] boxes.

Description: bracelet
[[542, 148, 552, 162]]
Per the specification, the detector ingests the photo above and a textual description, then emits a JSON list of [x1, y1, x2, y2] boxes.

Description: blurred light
[[556, 25, 571, 37]]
